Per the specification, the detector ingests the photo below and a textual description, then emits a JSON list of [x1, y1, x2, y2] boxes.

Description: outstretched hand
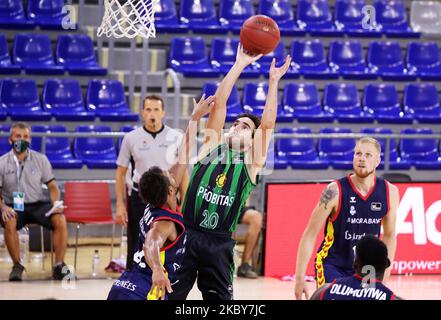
[[191, 94, 216, 121], [269, 55, 292, 82], [235, 43, 263, 68]]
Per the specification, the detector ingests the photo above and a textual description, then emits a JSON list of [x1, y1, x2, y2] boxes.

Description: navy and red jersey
[[315, 175, 390, 286], [320, 274, 395, 300], [108, 204, 186, 300]]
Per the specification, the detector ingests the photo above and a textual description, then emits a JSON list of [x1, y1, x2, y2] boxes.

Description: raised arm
[[248, 55, 291, 181]]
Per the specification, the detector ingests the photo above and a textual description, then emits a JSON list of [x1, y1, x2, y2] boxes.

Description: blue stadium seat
[[266, 142, 288, 170], [290, 40, 336, 79], [318, 127, 355, 169], [73, 125, 117, 169], [323, 83, 374, 123], [219, 0, 254, 33], [407, 42, 441, 80], [56, 35, 107, 75], [13, 33, 64, 75], [0, 0, 34, 29], [400, 128, 441, 169], [283, 83, 333, 123], [277, 127, 329, 169], [403, 83, 441, 124], [334, 0, 382, 36], [180, 0, 224, 33], [0, 34, 21, 74], [259, 0, 304, 36], [367, 41, 416, 80], [0, 78, 51, 121], [42, 79, 95, 121], [374, 0, 419, 38], [210, 38, 260, 77], [0, 124, 11, 156], [154, 0, 187, 33], [0, 80, 5, 121], [328, 40, 375, 79], [169, 37, 219, 77], [27, 0, 76, 30], [202, 82, 243, 122], [243, 82, 293, 122], [363, 83, 412, 124], [86, 80, 138, 122], [297, 0, 340, 36], [360, 127, 411, 170], [254, 42, 287, 76]]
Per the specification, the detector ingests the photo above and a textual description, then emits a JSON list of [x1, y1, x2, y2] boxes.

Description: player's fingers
[[271, 58, 276, 68], [198, 94, 206, 104]]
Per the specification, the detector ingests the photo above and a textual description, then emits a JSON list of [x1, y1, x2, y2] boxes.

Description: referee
[[115, 95, 188, 270]]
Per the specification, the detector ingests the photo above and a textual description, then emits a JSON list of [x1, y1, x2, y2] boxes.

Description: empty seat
[[400, 128, 441, 169], [328, 40, 375, 79], [363, 83, 412, 123], [266, 142, 288, 170], [243, 82, 293, 122], [277, 127, 329, 169], [42, 79, 95, 121], [360, 127, 411, 170], [13, 33, 64, 75], [86, 80, 138, 122], [219, 0, 254, 32], [334, 0, 381, 36], [73, 125, 117, 169], [323, 83, 373, 123], [0, 124, 11, 156], [180, 0, 223, 33], [27, 0, 76, 29], [169, 37, 219, 77], [375, 0, 418, 37], [318, 127, 356, 169], [210, 38, 259, 77], [56, 35, 107, 75], [283, 83, 332, 122], [0, 0, 34, 28], [407, 42, 441, 80], [410, 1, 441, 35], [254, 42, 286, 75], [0, 78, 51, 121], [202, 82, 242, 122], [154, 0, 187, 33], [259, 0, 303, 36], [403, 83, 441, 123], [367, 41, 415, 80], [290, 40, 336, 79], [296, 0, 339, 35], [0, 34, 20, 74]]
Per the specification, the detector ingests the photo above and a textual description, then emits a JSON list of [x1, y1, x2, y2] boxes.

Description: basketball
[[239, 15, 280, 56]]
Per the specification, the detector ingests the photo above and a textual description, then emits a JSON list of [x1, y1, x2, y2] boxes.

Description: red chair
[[63, 182, 116, 273]]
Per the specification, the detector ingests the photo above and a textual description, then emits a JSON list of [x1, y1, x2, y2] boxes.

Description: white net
[[97, 0, 158, 39]]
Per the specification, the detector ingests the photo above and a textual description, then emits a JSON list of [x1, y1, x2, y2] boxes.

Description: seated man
[[0, 122, 71, 281], [310, 235, 403, 300], [236, 205, 262, 279]]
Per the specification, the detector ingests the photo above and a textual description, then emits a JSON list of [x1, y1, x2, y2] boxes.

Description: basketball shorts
[[1, 202, 56, 230], [315, 261, 354, 288]]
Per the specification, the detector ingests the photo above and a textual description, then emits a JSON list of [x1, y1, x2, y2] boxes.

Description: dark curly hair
[[138, 166, 170, 207]]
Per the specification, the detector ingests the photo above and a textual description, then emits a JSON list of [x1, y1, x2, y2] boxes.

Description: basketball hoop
[[97, 0, 158, 39]]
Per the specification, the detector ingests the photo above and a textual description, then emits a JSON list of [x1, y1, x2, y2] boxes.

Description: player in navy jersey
[[311, 235, 402, 300], [295, 137, 399, 300], [107, 94, 216, 300]]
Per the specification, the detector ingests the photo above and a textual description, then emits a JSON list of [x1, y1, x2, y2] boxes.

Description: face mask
[[13, 140, 29, 154]]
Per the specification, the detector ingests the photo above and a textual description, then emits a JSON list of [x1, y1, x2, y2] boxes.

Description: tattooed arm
[[294, 182, 340, 300]]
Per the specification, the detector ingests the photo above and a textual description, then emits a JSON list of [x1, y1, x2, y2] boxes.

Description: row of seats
[[0, 78, 138, 121], [155, 0, 418, 37], [170, 37, 441, 80], [203, 82, 441, 124], [271, 127, 441, 170], [0, 33, 106, 75], [1, 125, 440, 170], [0, 0, 73, 30]]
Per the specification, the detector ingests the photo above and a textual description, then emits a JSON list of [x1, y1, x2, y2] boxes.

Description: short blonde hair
[[357, 137, 381, 154]]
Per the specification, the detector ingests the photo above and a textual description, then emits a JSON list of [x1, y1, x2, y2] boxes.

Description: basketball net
[[97, 0, 158, 39]]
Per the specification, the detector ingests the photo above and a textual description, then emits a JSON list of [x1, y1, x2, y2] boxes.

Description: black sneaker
[[53, 262, 73, 280], [237, 263, 258, 279], [9, 263, 25, 281]]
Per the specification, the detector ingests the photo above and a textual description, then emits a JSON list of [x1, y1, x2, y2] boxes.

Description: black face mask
[[13, 140, 30, 154]]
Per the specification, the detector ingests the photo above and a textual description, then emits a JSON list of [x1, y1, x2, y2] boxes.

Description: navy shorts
[[1, 202, 55, 230], [316, 261, 354, 288]]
